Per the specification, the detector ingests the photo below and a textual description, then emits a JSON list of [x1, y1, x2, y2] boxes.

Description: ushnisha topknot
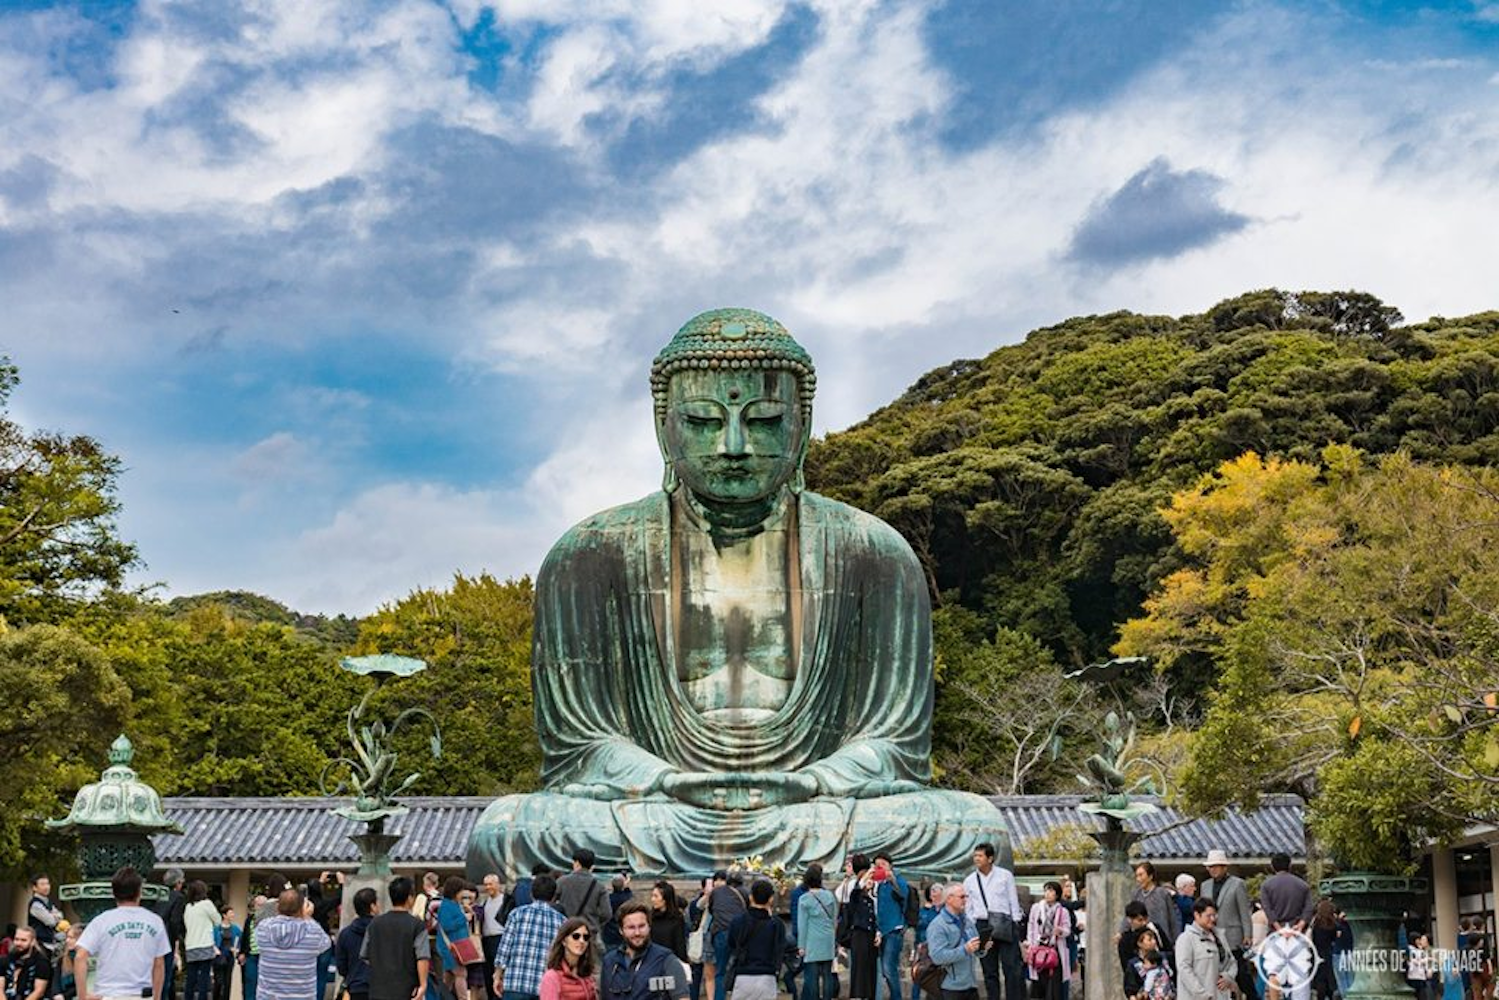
[[651, 308, 816, 422]]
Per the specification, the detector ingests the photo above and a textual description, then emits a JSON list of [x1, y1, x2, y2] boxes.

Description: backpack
[[895, 881, 922, 929]]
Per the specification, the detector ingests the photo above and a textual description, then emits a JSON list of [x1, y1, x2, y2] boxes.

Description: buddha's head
[[651, 308, 815, 506]]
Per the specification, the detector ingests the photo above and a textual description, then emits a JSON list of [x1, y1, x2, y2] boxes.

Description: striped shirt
[[496, 901, 567, 997], [256, 915, 330, 1000]]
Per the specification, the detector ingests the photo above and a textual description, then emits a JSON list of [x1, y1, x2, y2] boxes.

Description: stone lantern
[[46, 734, 182, 921]]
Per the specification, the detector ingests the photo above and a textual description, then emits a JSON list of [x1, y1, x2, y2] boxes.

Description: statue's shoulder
[[540, 493, 666, 567], [798, 491, 920, 564]]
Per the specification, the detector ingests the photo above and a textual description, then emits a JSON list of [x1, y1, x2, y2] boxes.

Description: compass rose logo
[[1256, 928, 1321, 991]]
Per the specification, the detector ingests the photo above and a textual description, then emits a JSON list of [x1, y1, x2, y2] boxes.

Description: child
[[1140, 949, 1175, 1000], [1125, 930, 1162, 1000]]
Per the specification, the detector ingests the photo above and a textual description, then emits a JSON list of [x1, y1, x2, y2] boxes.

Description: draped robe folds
[[465, 490, 1010, 878]]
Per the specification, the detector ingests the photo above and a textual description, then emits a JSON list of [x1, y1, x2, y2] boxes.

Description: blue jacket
[[434, 898, 472, 972], [876, 876, 911, 936], [602, 942, 690, 1000], [334, 915, 373, 993], [925, 908, 979, 992]]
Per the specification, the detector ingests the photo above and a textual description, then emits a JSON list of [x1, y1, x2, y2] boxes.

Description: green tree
[[1117, 448, 1499, 870], [76, 598, 359, 797], [0, 361, 137, 624], [352, 573, 539, 795], [0, 624, 131, 875]]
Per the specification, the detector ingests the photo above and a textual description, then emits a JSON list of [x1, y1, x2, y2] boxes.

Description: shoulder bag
[[974, 875, 1016, 944], [438, 912, 484, 967], [688, 910, 712, 964]]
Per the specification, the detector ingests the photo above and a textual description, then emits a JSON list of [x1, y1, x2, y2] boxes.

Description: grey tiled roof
[[153, 794, 1304, 868], [993, 794, 1306, 861], [154, 796, 490, 867]]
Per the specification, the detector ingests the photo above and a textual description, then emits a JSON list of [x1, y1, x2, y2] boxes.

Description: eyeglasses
[[570, 932, 592, 941]]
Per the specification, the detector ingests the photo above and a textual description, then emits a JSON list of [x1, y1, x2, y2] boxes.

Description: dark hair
[[533, 874, 558, 903], [1313, 899, 1336, 929], [1044, 881, 1063, 899], [1142, 949, 1162, 966], [443, 875, 467, 900], [265, 873, 289, 897], [1135, 861, 1157, 881], [573, 848, 597, 870], [617, 899, 652, 928], [532, 863, 553, 877], [803, 864, 824, 890], [1193, 897, 1218, 916], [874, 852, 894, 866], [850, 853, 871, 875], [187, 880, 209, 904], [112, 866, 144, 902], [1271, 853, 1292, 873], [750, 879, 775, 906], [652, 881, 681, 919], [547, 917, 597, 976], [388, 876, 415, 907], [1125, 901, 1149, 920], [974, 843, 996, 860], [354, 887, 379, 917], [29, 874, 47, 888]]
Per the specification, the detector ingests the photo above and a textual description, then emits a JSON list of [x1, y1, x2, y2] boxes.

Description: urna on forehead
[[650, 308, 817, 420]]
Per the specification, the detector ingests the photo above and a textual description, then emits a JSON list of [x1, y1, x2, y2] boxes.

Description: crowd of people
[[4, 846, 1489, 1000]]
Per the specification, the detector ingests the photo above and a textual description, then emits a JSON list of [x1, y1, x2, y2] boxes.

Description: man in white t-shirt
[[75, 866, 171, 1000]]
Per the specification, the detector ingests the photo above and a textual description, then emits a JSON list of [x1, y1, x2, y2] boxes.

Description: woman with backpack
[[1025, 881, 1072, 1000]]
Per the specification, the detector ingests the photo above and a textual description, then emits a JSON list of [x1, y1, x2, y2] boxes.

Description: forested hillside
[[808, 289, 1499, 666]]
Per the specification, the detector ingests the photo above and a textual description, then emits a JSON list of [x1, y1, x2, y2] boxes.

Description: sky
[[1, 0, 1497, 614]]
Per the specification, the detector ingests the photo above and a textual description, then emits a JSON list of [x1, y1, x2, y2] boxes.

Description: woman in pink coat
[[1025, 881, 1073, 1000]]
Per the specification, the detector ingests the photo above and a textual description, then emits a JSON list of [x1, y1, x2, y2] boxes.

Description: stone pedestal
[[1320, 871, 1428, 1000], [341, 872, 393, 930], [340, 829, 403, 929], [1085, 827, 1141, 1000], [1084, 864, 1135, 1000]]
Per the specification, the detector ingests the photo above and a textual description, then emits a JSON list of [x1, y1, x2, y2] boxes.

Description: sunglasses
[[570, 932, 592, 942]]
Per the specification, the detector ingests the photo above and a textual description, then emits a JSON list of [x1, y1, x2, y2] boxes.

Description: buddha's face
[[662, 368, 805, 504]]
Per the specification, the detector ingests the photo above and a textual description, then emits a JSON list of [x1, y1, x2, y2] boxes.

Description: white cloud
[[231, 431, 314, 482], [8, 0, 1499, 612]]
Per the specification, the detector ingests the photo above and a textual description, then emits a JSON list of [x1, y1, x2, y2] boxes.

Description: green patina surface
[[468, 309, 1010, 878]]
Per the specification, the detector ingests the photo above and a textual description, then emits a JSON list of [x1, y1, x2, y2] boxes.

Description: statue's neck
[[680, 488, 790, 542]]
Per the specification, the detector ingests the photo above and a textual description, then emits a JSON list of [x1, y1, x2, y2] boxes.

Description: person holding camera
[[962, 844, 1024, 1000], [924, 885, 981, 1000], [603, 902, 689, 1000]]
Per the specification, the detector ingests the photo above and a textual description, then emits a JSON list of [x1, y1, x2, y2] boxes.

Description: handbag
[[910, 942, 947, 999], [1027, 944, 1060, 973], [439, 918, 484, 967]]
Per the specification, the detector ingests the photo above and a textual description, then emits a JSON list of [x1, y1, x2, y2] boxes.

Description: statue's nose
[[720, 415, 749, 456]]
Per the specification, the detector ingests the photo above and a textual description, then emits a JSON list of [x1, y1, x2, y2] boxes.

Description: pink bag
[[1028, 944, 1060, 973]]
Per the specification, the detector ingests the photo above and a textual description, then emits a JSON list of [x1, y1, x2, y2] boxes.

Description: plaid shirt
[[495, 901, 566, 996]]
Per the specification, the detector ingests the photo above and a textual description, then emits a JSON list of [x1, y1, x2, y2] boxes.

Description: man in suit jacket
[[1199, 850, 1255, 999]]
